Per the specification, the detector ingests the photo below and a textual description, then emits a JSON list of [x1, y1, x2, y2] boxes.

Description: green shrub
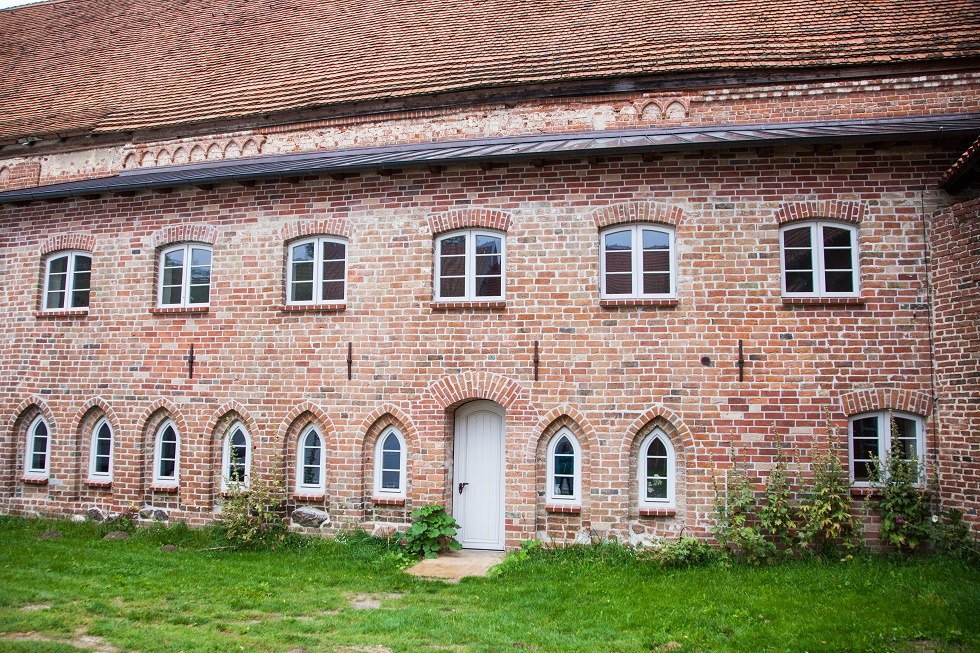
[[218, 474, 289, 549], [759, 451, 799, 557], [488, 539, 542, 576], [400, 504, 461, 559], [713, 467, 775, 564], [798, 451, 859, 557], [873, 422, 931, 554], [933, 508, 980, 563], [641, 536, 721, 567]]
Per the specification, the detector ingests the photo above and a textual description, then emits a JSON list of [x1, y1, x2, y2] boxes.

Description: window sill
[[545, 503, 581, 514], [35, 309, 89, 319], [371, 496, 406, 506], [782, 296, 864, 307], [150, 306, 209, 315], [150, 484, 179, 493], [849, 487, 881, 498], [430, 301, 506, 311], [84, 480, 112, 489], [292, 493, 326, 501], [21, 476, 48, 486], [639, 507, 677, 518], [281, 304, 346, 313], [599, 298, 678, 309]]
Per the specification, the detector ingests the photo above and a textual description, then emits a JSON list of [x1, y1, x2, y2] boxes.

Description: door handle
[[458, 482, 469, 494]]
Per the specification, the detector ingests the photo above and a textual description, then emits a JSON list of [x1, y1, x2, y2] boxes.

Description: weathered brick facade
[[1, 27, 978, 546]]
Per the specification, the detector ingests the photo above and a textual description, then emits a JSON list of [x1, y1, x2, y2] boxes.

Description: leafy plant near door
[[400, 504, 462, 558]]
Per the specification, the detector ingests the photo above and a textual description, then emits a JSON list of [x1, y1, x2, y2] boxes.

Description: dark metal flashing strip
[[2, 113, 979, 204]]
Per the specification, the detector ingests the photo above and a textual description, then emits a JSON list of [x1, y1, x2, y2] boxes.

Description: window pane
[[649, 438, 666, 457], [554, 455, 574, 476], [381, 470, 400, 490], [893, 417, 918, 459], [440, 277, 465, 298], [291, 281, 314, 302], [646, 456, 667, 479], [642, 249, 670, 273], [292, 242, 314, 262], [322, 241, 345, 261], [475, 276, 501, 297], [47, 272, 67, 293], [71, 289, 90, 308], [188, 284, 210, 304], [475, 255, 501, 276], [304, 431, 321, 449], [783, 227, 811, 249], [475, 235, 501, 255], [784, 248, 812, 271], [822, 226, 852, 247], [95, 456, 110, 474], [73, 271, 91, 291], [824, 271, 854, 293], [823, 249, 853, 270], [190, 248, 211, 267], [605, 250, 632, 274], [643, 273, 670, 295], [162, 266, 183, 287], [49, 256, 69, 274], [303, 466, 320, 486], [604, 230, 632, 251], [159, 459, 175, 478], [46, 291, 66, 309], [292, 261, 314, 282], [605, 273, 633, 295], [554, 476, 574, 496], [189, 265, 210, 285], [322, 260, 345, 281], [642, 229, 670, 250], [785, 271, 814, 293], [555, 437, 573, 455], [304, 444, 321, 467], [853, 460, 873, 482], [853, 438, 878, 460], [164, 250, 184, 268], [646, 477, 667, 499], [74, 255, 92, 273], [440, 256, 465, 277], [853, 417, 879, 439], [383, 433, 400, 451], [382, 450, 401, 470], [440, 235, 466, 256], [32, 451, 47, 470], [322, 280, 344, 301]]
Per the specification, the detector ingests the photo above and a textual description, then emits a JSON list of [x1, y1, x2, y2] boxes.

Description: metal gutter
[[2, 113, 979, 204]]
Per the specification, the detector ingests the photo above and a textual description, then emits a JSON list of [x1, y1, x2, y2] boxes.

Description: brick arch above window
[[357, 403, 417, 447], [280, 218, 352, 242], [838, 388, 932, 418], [204, 401, 261, 444], [150, 223, 219, 249], [71, 397, 121, 437], [530, 404, 599, 458], [625, 405, 694, 452], [427, 208, 512, 236], [137, 398, 188, 446], [8, 396, 57, 434], [775, 200, 864, 226], [40, 233, 96, 256], [592, 201, 683, 230], [278, 401, 337, 449]]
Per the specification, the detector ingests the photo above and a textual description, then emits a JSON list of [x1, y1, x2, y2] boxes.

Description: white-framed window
[[849, 411, 925, 486], [158, 243, 212, 307], [546, 428, 582, 504], [286, 236, 347, 305], [44, 250, 92, 310], [295, 425, 326, 494], [88, 418, 113, 481], [600, 224, 676, 299], [434, 229, 505, 302], [373, 426, 406, 497], [780, 221, 859, 298], [637, 429, 675, 507], [221, 422, 251, 491], [153, 420, 180, 486], [24, 415, 50, 478]]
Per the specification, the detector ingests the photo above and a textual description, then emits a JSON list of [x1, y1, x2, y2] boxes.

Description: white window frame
[[88, 417, 113, 481], [24, 415, 50, 479], [433, 229, 506, 302], [221, 422, 252, 491], [637, 429, 675, 507], [43, 250, 92, 311], [779, 221, 860, 299], [848, 410, 926, 487], [546, 427, 582, 504], [599, 224, 676, 299], [285, 236, 348, 306], [373, 426, 406, 497], [152, 419, 180, 487], [157, 243, 212, 308], [295, 425, 326, 494]]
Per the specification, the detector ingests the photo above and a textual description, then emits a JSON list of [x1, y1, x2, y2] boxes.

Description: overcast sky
[[0, 0, 46, 9]]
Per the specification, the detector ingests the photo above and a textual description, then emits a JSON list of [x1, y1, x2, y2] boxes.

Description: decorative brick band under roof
[[1, 0, 979, 142]]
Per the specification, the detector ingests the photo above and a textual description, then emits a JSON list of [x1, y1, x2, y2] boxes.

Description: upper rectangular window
[[44, 251, 91, 310], [287, 237, 347, 305], [600, 224, 675, 299], [849, 411, 925, 485], [434, 229, 505, 302], [158, 244, 211, 307], [780, 222, 859, 298]]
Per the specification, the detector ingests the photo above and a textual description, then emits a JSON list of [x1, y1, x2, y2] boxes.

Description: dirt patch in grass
[[19, 603, 53, 612], [334, 646, 394, 653], [0, 630, 119, 653], [348, 593, 403, 610]]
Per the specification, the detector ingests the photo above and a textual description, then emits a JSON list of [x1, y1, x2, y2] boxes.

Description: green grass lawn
[[0, 517, 977, 653]]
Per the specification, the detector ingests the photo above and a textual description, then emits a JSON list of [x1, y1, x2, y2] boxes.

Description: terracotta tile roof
[[1, 0, 979, 141], [939, 136, 980, 192]]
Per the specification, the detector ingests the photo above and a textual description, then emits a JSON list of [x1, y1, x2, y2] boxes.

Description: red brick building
[[1, 0, 978, 548]]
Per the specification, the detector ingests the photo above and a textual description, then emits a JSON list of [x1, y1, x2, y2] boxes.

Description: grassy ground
[[0, 517, 977, 653]]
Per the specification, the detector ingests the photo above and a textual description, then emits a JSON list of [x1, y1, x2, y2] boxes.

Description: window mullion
[[181, 245, 192, 306], [465, 231, 474, 300], [815, 223, 826, 296], [633, 226, 643, 297], [65, 253, 76, 304], [313, 237, 322, 304]]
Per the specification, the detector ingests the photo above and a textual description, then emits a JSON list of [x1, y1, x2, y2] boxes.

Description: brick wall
[[931, 197, 980, 533], [0, 137, 960, 546]]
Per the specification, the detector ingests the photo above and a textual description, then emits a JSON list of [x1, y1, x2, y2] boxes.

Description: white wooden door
[[453, 401, 505, 550]]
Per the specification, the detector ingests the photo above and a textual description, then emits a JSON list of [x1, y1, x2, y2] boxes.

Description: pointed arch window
[[296, 425, 326, 493], [88, 418, 113, 480], [373, 426, 406, 497], [546, 428, 582, 504], [638, 429, 675, 507], [222, 422, 251, 490], [24, 415, 50, 479], [153, 420, 180, 486]]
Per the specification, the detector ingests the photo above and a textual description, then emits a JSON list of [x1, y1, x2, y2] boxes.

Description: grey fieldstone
[[103, 530, 130, 541], [292, 507, 330, 527], [139, 508, 169, 521], [86, 508, 106, 522]]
